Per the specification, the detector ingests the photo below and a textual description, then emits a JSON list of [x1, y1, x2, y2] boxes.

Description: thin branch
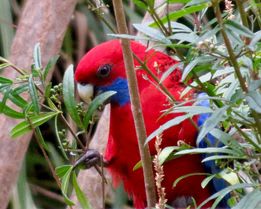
[[112, 0, 157, 207]]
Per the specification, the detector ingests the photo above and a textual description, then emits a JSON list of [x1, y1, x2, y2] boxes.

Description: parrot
[[74, 39, 229, 209]]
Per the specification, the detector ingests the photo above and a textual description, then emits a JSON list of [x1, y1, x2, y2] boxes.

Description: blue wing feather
[[197, 93, 230, 209]]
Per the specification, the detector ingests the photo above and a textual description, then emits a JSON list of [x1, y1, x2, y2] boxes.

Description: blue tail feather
[[197, 93, 230, 209]]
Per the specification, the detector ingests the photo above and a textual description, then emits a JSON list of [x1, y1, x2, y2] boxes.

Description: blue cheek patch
[[96, 78, 130, 106]]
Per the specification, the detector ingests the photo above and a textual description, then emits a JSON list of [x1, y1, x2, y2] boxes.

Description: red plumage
[[75, 40, 212, 208]]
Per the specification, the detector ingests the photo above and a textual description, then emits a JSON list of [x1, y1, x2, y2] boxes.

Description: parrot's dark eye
[[97, 64, 112, 78]]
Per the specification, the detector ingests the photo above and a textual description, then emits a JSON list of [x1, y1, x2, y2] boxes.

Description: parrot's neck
[[97, 77, 130, 106]]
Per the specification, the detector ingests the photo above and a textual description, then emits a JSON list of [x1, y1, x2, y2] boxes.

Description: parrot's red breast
[[75, 40, 213, 208]]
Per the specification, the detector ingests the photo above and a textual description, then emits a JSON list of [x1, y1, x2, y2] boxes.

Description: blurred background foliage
[[0, 0, 260, 209]]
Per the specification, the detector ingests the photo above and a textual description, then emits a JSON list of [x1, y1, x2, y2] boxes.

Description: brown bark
[[0, 1, 78, 208]]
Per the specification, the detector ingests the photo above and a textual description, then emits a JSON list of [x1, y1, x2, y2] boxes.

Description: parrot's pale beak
[[77, 83, 94, 103]]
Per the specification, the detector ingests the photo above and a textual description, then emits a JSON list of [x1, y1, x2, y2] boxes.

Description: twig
[[112, 0, 157, 207]]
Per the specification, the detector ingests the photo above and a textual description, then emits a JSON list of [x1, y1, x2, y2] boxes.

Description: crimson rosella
[[75, 40, 229, 208]]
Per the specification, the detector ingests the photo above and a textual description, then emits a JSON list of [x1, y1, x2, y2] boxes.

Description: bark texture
[[0, 1, 77, 208]]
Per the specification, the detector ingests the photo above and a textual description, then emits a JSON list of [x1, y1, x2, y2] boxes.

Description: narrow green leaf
[[175, 147, 238, 156], [133, 160, 142, 171], [225, 20, 254, 38], [172, 106, 213, 114], [9, 92, 27, 108], [201, 174, 216, 188], [197, 183, 256, 208], [34, 127, 49, 150], [173, 173, 208, 187], [158, 146, 177, 165], [197, 105, 229, 144], [133, 0, 147, 10], [72, 172, 91, 209], [168, 0, 191, 3], [61, 166, 74, 206], [2, 105, 24, 119], [54, 115, 69, 160], [133, 24, 171, 44], [55, 165, 73, 178], [245, 91, 261, 113], [146, 114, 193, 144], [11, 111, 59, 138], [43, 55, 59, 81], [83, 91, 116, 127], [233, 189, 261, 209], [33, 43, 42, 69], [0, 76, 13, 84], [150, 3, 209, 26], [28, 75, 40, 113], [63, 65, 83, 128], [160, 63, 182, 83], [182, 58, 200, 81], [249, 31, 261, 51]]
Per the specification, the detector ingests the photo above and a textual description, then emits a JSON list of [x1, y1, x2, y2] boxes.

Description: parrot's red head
[[75, 39, 131, 106]]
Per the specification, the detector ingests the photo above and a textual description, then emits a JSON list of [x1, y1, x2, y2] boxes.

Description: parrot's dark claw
[[74, 149, 108, 169]]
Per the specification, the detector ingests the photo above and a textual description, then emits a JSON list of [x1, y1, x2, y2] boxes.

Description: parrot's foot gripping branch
[[73, 149, 108, 169], [73, 149, 108, 184]]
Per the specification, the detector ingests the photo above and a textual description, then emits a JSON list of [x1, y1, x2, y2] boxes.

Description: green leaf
[[146, 114, 193, 144], [196, 105, 229, 144], [173, 173, 208, 187], [245, 91, 261, 113], [133, 0, 147, 10], [160, 63, 182, 83], [168, 0, 191, 3], [172, 105, 213, 114], [72, 172, 91, 209], [133, 160, 142, 171], [63, 65, 83, 128], [249, 31, 261, 51], [61, 166, 74, 206], [28, 75, 40, 113], [83, 91, 116, 127], [158, 146, 178, 164], [197, 183, 256, 208], [33, 43, 42, 69], [233, 189, 261, 209], [175, 147, 238, 156], [43, 55, 59, 81], [55, 165, 73, 178], [11, 111, 59, 138], [168, 32, 199, 43], [133, 24, 171, 44], [150, 3, 208, 26], [201, 174, 216, 188], [1, 105, 24, 119], [225, 20, 254, 38], [34, 127, 49, 150], [9, 92, 27, 108], [0, 76, 13, 84], [54, 115, 69, 160]]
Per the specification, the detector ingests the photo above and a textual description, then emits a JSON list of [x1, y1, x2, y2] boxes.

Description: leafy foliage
[[0, 0, 260, 208]]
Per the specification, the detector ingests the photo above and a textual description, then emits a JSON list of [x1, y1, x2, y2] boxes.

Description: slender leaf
[[197, 105, 229, 144], [72, 172, 91, 209], [55, 165, 73, 178], [146, 114, 193, 143], [54, 115, 69, 160], [34, 127, 49, 150], [11, 111, 59, 138], [83, 91, 116, 127], [225, 20, 254, 38], [33, 43, 42, 69], [28, 75, 40, 113], [61, 166, 74, 206], [233, 189, 261, 209], [63, 65, 83, 128]]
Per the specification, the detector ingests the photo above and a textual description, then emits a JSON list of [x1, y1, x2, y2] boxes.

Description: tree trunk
[[0, 1, 78, 208]]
